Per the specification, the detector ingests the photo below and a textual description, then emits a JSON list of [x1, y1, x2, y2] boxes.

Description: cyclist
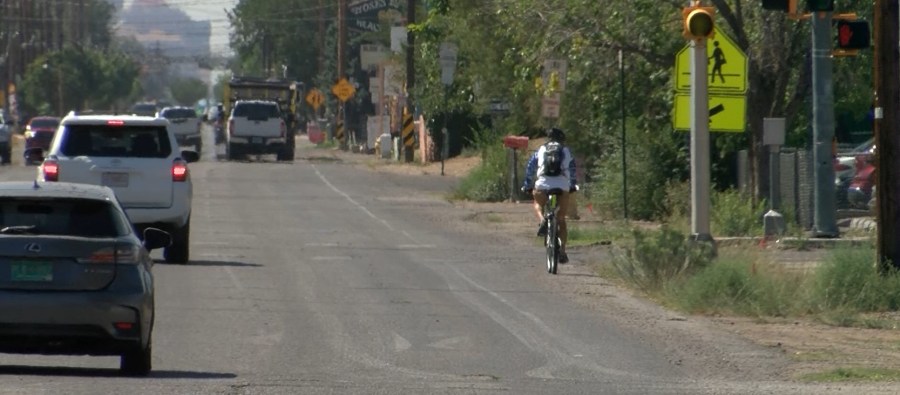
[[522, 127, 577, 263]]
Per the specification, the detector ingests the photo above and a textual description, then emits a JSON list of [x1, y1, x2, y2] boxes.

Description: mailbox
[[503, 135, 529, 150]]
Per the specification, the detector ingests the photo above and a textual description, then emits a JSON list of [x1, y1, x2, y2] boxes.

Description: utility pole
[[337, 0, 348, 150], [811, 11, 839, 237], [874, 0, 900, 271], [318, 0, 325, 76], [403, 0, 415, 162], [337, 0, 346, 80]]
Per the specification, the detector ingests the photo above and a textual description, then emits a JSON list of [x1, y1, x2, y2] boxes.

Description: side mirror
[[143, 227, 171, 251], [180, 150, 200, 163], [23, 147, 44, 163]]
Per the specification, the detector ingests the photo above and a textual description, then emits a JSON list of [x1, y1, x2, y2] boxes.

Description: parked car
[[23, 116, 61, 165], [0, 112, 12, 165], [847, 153, 876, 210], [0, 181, 170, 375], [158, 106, 202, 153], [834, 138, 874, 209], [29, 111, 199, 263]]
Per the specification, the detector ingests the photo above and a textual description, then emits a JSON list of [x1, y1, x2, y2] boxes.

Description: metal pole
[[690, 38, 712, 241], [619, 49, 628, 220], [769, 145, 781, 210], [811, 11, 839, 237]]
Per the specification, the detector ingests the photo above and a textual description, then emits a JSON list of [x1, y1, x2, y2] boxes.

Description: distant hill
[[113, 0, 210, 60]]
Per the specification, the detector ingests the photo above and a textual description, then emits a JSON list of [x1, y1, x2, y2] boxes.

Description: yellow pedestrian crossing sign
[[674, 27, 747, 93], [673, 94, 746, 133]]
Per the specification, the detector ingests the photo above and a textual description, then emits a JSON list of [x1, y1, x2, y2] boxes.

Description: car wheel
[[120, 339, 152, 376], [226, 143, 240, 161], [164, 219, 190, 264]]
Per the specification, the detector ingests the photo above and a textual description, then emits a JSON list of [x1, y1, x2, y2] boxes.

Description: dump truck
[[222, 76, 304, 161]]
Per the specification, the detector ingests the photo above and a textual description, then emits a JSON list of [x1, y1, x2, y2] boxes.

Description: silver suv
[[29, 111, 199, 263]]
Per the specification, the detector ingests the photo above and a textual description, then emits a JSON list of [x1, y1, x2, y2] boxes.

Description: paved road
[[0, 126, 886, 394]]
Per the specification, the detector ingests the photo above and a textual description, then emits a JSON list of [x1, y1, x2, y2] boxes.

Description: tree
[[20, 47, 140, 115], [169, 78, 208, 106]]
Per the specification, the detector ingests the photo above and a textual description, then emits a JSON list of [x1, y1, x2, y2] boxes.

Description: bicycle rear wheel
[[546, 216, 558, 274]]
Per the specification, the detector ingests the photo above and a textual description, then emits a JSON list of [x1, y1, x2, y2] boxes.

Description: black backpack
[[541, 142, 564, 177]]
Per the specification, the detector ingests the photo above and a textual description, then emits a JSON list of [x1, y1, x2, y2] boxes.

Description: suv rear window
[[59, 125, 172, 158], [232, 102, 280, 121], [0, 198, 129, 237], [161, 108, 196, 119], [29, 119, 60, 129]]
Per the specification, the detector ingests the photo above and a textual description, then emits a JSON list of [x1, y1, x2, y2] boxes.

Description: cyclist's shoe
[[537, 221, 548, 237], [559, 252, 569, 264]]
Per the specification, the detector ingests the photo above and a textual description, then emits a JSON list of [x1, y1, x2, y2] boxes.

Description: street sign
[[542, 59, 568, 92], [541, 93, 561, 119], [331, 78, 356, 102], [674, 27, 747, 93], [673, 94, 746, 132], [305, 88, 325, 110], [439, 43, 458, 86]]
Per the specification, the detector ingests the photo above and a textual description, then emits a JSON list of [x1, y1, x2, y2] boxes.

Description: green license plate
[[11, 261, 53, 282]]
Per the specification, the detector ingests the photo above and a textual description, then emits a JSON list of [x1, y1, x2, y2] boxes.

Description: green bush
[[589, 144, 672, 221], [455, 144, 510, 202], [810, 248, 900, 313], [670, 257, 805, 316], [711, 189, 766, 236], [611, 226, 714, 293]]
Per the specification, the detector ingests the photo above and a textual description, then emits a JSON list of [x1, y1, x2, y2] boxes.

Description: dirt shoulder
[[301, 143, 900, 387]]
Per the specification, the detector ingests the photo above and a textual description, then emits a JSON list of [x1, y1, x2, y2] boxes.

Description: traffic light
[[761, 0, 797, 13], [835, 20, 870, 50], [806, 0, 833, 12], [682, 5, 715, 41]]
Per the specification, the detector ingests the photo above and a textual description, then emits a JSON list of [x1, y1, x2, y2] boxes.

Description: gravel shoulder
[[300, 141, 900, 391]]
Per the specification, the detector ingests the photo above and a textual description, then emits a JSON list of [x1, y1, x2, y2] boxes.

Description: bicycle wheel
[[546, 215, 558, 274]]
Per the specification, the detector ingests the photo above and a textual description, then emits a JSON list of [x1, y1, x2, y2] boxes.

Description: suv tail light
[[280, 120, 286, 138], [77, 245, 140, 265], [229, 119, 235, 136], [42, 159, 59, 181], [172, 159, 188, 182]]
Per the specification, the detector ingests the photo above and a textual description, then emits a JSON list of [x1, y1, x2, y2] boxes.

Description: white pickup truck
[[225, 100, 288, 161]]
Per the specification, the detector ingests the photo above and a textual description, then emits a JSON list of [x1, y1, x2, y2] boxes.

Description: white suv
[[29, 112, 199, 263]]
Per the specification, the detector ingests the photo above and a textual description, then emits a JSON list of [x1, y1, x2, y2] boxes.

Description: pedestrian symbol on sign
[[709, 41, 726, 84]]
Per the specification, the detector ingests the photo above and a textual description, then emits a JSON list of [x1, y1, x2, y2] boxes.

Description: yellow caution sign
[[402, 108, 415, 148], [306, 88, 324, 110], [672, 94, 746, 133], [331, 78, 355, 102]]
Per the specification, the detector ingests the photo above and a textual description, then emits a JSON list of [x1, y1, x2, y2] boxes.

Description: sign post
[[332, 78, 356, 150]]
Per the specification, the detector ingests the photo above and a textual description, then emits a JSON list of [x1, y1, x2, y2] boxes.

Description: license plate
[[251, 137, 263, 144], [11, 261, 53, 282], [102, 172, 129, 187]]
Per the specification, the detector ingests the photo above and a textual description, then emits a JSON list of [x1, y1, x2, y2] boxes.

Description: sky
[[122, 0, 237, 56]]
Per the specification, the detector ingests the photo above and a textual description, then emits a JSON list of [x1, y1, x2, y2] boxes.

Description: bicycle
[[523, 186, 565, 275], [542, 188, 564, 274]]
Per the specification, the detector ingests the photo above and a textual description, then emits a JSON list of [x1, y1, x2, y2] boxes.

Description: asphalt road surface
[[0, 126, 887, 394]]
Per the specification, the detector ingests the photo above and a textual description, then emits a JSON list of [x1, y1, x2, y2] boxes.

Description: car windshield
[[29, 119, 59, 129], [233, 102, 280, 120], [59, 125, 172, 158], [161, 108, 196, 119], [0, 198, 129, 237]]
